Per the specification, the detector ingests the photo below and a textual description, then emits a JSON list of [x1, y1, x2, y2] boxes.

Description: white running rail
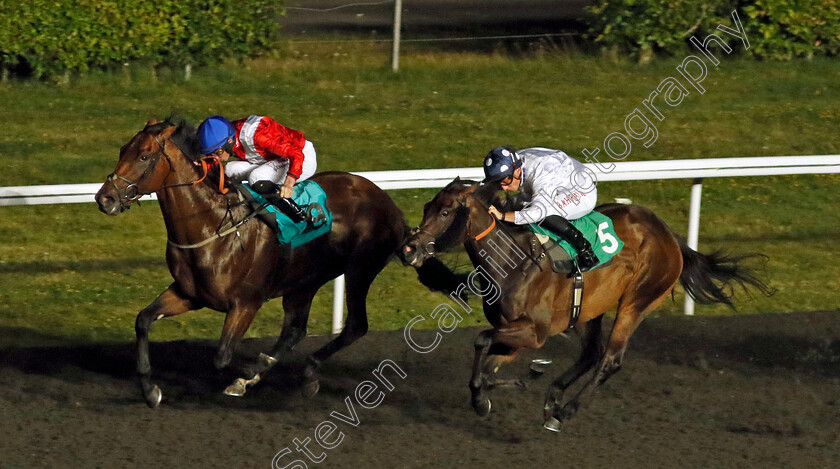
[[3, 155, 839, 330]]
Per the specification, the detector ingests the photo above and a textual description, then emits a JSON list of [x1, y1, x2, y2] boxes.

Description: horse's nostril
[[404, 245, 414, 253]]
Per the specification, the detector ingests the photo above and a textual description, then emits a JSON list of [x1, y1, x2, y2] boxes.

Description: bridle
[[409, 226, 440, 257], [410, 188, 542, 269], [106, 131, 227, 209]]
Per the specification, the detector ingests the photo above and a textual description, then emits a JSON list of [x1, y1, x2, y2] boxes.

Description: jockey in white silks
[[483, 146, 600, 272]]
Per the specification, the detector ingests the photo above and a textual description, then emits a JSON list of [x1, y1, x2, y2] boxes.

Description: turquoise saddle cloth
[[241, 180, 332, 249]]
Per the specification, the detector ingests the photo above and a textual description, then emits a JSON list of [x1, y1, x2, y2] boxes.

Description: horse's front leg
[[470, 317, 542, 417], [469, 330, 494, 416], [136, 284, 199, 408]]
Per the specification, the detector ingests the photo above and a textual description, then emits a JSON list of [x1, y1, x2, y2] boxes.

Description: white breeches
[[225, 140, 317, 185]]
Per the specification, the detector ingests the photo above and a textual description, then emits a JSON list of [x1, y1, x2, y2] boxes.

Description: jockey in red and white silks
[[224, 115, 317, 188]]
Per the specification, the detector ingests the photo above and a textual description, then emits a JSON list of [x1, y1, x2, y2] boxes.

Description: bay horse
[[401, 178, 772, 431], [95, 119, 458, 407]]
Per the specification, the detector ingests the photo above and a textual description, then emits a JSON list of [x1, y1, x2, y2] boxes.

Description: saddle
[[232, 181, 332, 249], [533, 231, 613, 275]]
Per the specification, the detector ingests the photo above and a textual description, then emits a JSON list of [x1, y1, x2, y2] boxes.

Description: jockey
[[483, 146, 600, 272], [197, 115, 317, 223]]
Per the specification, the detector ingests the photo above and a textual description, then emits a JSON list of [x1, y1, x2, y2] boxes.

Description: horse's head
[[402, 177, 493, 267], [95, 119, 197, 215]]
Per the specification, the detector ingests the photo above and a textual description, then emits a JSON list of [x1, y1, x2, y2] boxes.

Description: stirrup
[[306, 202, 327, 225], [573, 251, 599, 274]]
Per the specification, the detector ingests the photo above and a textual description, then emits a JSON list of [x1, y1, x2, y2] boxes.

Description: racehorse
[[95, 119, 457, 407], [401, 178, 772, 431]]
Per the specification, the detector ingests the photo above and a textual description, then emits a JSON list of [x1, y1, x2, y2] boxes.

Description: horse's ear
[[145, 119, 161, 129], [158, 125, 177, 139], [454, 176, 461, 183]]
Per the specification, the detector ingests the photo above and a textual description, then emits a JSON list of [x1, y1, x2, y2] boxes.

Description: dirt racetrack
[[2, 310, 839, 468]]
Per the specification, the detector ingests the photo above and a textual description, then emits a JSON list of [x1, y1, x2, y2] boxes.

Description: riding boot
[[251, 180, 308, 224], [271, 196, 308, 224], [540, 215, 600, 272]]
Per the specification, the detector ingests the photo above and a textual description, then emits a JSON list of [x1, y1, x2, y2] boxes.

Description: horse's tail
[[678, 240, 775, 308], [397, 225, 469, 297]]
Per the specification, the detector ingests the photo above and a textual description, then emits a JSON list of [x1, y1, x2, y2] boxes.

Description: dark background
[[279, 0, 591, 37]]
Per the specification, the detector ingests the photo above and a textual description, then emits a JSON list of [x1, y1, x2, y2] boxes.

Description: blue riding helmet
[[482, 146, 522, 183], [197, 115, 235, 155]]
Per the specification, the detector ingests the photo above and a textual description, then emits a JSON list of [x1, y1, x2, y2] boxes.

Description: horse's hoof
[[302, 380, 320, 398], [224, 378, 248, 397], [529, 359, 552, 379], [543, 416, 563, 433], [473, 397, 492, 417], [258, 353, 279, 367], [145, 385, 162, 409]]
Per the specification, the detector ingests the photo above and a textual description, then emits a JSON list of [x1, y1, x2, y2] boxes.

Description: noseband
[[409, 226, 439, 257]]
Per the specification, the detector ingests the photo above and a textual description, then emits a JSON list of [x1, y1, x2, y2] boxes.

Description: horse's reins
[[109, 130, 253, 250], [411, 189, 542, 270], [465, 192, 544, 271], [107, 134, 228, 206], [473, 216, 496, 241], [166, 208, 261, 249]]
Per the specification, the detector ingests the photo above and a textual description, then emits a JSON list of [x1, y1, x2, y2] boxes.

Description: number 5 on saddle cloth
[[530, 210, 623, 275], [235, 180, 332, 249]]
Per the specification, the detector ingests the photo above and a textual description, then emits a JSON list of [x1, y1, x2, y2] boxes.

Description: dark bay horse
[[401, 178, 772, 431], [95, 119, 455, 407]]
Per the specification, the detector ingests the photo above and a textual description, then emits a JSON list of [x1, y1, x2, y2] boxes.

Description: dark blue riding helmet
[[482, 146, 522, 183], [197, 115, 235, 155]]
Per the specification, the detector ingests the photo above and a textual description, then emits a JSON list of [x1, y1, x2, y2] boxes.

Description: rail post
[[332, 274, 345, 334], [683, 178, 703, 316], [392, 0, 402, 72]]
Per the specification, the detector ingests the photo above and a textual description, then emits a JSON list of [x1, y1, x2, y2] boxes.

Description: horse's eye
[[441, 210, 450, 217], [139, 154, 149, 162]]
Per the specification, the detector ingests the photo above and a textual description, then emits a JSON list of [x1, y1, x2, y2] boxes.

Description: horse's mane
[[471, 180, 539, 240], [144, 117, 230, 196], [145, 116, 202, 162], [444, 177, 536, 239]]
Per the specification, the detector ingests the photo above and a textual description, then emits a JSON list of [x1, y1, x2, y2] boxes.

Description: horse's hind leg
[[547, 289, 671, 428], [225, 288, 317, 397], [543, 315, 604, 430], [135, 284, 199, 408], [303, 265, 379, 396], [215, 299, 263, 371]]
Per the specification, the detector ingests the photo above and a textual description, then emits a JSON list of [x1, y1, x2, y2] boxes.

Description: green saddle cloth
[[242, 180, 332, 249], [530, 211, 624, 267]]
